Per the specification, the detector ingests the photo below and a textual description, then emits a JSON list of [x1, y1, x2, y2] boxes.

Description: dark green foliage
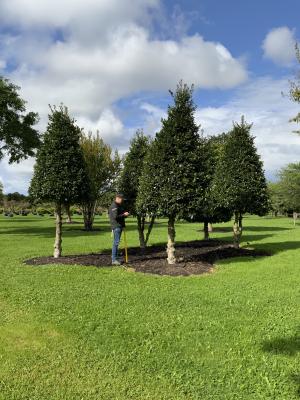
[[0, 77, 40, 163], [268, 182, 288, 215], [119, 130, 151, 215], [6, 192, 27, 202], [29, 106, 90, 205], [212, 118, 269, 217], [189, 134, 232, 227], [137, 82, 208, 262], [137, 82, 207, 220], [212, 117, 269, 246], [277, 163, 300, 212], [119, 130, 153, 248]]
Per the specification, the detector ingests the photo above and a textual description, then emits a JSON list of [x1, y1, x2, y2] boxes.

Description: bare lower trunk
[[82, 201, 96, 231], [167, 216, 176, 264], [145, 215, 155, 245], [203, 221, 209, 240], [208, 223, 213, 232], [137, 215, 146, 250], [65, 204, 72, 224], [54, 203, 62, 258], [233, 212, 242, 249], [137, 214, 156, 250]]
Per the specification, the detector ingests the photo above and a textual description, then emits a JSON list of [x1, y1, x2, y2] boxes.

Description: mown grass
[[0, 214, 299, 399]]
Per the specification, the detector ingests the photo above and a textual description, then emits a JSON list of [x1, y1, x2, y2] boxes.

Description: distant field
[[0, 214, 299, 399]]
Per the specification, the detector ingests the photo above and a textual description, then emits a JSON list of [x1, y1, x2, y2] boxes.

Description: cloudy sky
[[0, 0, 300, 193]]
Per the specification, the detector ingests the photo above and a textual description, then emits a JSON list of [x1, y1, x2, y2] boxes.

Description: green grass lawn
[[0, 214, 299, 399]]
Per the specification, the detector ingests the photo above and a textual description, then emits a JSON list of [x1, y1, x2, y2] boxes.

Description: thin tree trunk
[[145, 215, 155, 245], [54, 203, 62, 258], [82, 201, 96, 231], [167, 216, 176, 264], [137, 215, 146, 250], [203, 221, 209, 240], [65, 204, 72, 224], [208, 223, 213, 233], [233, 211, 242, 249]]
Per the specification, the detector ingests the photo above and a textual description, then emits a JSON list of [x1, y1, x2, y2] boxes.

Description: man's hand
[[123, 211, 130, 217]]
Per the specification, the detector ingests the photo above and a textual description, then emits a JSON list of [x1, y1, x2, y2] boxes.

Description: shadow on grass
[[262, 330, 300, 397], [0, 223, 140, 237], [252, 241, 300, 255], [262, 334, 300, 356], [207, 226, 292, 233]]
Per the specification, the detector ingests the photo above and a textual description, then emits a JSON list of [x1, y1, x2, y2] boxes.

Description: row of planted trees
[[29, 82, 270, 262], [118, 82, 269, 264]]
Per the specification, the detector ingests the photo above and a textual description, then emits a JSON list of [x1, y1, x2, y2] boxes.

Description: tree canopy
[[0, 77, 40, 163], [118, 129, 153, 248], [80, 131, 119, 230], [278, 162, 300, 212], [29, 106, 90, 257], [137, 82, 208, 263], [212, 117, 269, 246]]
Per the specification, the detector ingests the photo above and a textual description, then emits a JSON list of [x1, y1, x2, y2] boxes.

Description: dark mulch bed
[[25, 240, 270, 277]]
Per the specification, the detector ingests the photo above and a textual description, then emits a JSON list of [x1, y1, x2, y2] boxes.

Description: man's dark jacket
[[108, 201, 126, 229]]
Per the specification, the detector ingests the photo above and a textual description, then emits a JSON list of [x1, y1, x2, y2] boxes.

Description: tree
[[189, 134, 232, 240], [6, 192, 27, 202], [80, 132, 118, 231], [118, 130, 154, 249], [0, 77, 40, 163], [0, 182, 3, 204], [137, 82, 207, 264], [212, 117, 269, 248], [278, 163, 300, 212], [29, 106, 90, 257], [268, 182, 287, 216]]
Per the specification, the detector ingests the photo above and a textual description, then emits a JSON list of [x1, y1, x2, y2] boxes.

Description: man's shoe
[[112, 260, 121, 266]]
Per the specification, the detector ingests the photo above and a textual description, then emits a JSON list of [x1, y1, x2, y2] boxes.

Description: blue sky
[[0, 0, 299, 193]]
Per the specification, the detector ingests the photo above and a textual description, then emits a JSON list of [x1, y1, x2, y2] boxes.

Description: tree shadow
[[252, 241, 300, 255], [209, 226, 291, 233], [262, 330, 300, 397], [262, 334, 300, 356]]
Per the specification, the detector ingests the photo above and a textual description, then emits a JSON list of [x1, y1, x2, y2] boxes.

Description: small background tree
[[80, 132, 118, 231], [212, 117, 269, 247], [118, 130, 154, 249], [278, 163, 300, 218], [137, 82, 207, 264], [29, 106, 90, 257], [0, 76, 40, 163]]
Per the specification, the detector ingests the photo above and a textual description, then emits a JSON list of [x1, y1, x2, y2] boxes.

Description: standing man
[[108, 193, 129, 265]]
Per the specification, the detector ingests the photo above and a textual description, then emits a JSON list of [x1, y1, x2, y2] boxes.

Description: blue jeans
[[112, 227, 123, 262]]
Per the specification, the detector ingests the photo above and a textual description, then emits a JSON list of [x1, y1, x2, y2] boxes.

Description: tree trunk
[[65, 204, 72, 224], [82, 201, 96, 231], [167, 216, 176, 264], [137, 215, 146, 250], [145, 215, 155, 246], [233, 212, 242, 248], [54, 203, 62, 258], [203, 221, 209, 240], [208, 223, 213, 232]]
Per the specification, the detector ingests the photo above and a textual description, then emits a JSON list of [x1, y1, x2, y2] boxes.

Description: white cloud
[[262, 27, 297, 66], [0, 0, 249, 192], [0, 0, 247, 123], [76, 109, 124, 140]]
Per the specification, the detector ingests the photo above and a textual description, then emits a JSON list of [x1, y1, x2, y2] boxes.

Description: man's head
[[115, 193, 124, 205]]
